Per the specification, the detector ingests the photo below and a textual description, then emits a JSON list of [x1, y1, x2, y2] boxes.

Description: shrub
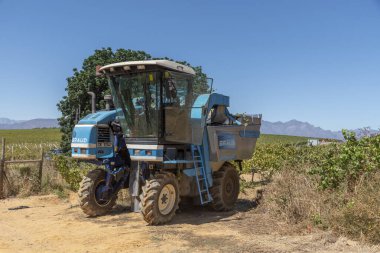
[[53, 155, 95, 191], [311, 130, 380, 190], [243, 143, 335, 178]]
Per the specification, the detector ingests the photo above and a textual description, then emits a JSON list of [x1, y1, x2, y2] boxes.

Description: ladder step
[[192, 144, 213, 205]]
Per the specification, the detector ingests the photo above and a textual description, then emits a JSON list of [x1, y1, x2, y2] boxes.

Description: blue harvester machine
[[71, 60, 262, 225]]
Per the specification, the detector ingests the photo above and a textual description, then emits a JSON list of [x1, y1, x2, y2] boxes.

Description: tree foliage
[[57, 48, 209, 152]]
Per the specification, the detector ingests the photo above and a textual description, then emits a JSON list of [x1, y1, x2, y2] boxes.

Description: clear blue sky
[[0, 0, 379, 131]]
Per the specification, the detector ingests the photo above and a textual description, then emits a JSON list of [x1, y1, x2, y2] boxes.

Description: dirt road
[[0, 190, 378, 253]]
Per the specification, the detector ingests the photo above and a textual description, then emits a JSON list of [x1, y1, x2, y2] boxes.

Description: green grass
[[258, 134, 309, 145], [0, 129, 308, 145], [0, 128, 61, 144]]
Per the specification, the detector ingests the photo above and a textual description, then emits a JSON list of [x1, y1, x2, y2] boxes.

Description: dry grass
[[4, 164, 41, 197], [332, 172, 380, 244], [261, 168, 380, 244], [262, 168, 328, 225], [3, 160, 67, 198]]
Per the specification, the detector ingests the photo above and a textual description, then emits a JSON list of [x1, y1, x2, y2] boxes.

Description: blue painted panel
[[79, 110, 117, 125], [218, 133, 236, 150], [239, 130, 261, 138], [72, 125, 96, 144], [163, 160, 194, 164], [183, 168, 196, 177], [96, 147, 114, 158], [154, 150, 163, 156], [191, 94, 210, 145], [207, 93, 230, 108], [201, 130, 213, 187], [88, 147, 96, 155], [192, 94, 210, 109]]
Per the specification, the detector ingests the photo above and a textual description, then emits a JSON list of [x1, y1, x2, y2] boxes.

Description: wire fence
[[0, 138, 64, 198]]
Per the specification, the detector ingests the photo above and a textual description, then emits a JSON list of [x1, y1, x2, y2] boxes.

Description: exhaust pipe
[[87, 92, 96, 113]]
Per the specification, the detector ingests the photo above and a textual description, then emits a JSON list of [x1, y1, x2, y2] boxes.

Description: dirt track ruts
[[0, 190, 378, 253]]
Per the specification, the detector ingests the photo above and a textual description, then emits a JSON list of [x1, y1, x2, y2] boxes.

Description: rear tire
[[210, 162, 240, 211], [78, 169, 117, 217], [139, 172, 180, 225]]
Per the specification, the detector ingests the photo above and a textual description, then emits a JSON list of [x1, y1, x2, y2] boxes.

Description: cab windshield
[[109, 70, 197, 142], [109, 72, 160, 138]]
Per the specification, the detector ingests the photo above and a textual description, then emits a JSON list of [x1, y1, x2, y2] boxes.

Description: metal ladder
[[191, 145, 212, 204]]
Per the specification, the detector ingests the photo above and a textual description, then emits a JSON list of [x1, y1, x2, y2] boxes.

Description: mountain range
[[0, 118, 59, 130], [262, 120, 379, 140], [0, 117, 377, 140], [261, 120, 343, 139]]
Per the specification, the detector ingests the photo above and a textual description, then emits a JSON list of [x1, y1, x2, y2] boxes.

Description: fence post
[[0, 138, 5, 199], [39, 148, 44, 190]]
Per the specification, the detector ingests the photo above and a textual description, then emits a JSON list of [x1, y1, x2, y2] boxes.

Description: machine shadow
[[169, 197, 260, 226]]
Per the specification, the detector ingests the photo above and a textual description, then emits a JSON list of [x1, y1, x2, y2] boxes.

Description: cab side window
[[163, 72, 192, 108], [162, 71, 193, 143]]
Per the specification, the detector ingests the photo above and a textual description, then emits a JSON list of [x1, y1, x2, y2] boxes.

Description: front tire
[[78, 169, 117, 216], [210, 162, 240, 211], [139, 173, 180, 225]]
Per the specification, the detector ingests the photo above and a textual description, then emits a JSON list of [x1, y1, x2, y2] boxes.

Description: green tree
[[57, 48, 209, 152]]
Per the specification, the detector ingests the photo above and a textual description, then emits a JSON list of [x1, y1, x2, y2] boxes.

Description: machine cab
[[99, 60, 206, 145]]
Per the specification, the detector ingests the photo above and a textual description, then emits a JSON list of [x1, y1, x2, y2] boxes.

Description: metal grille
[[97, 127, 110, 143]]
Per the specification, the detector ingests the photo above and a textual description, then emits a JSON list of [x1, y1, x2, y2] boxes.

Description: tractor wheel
[[78, 169, 116, 216], [210, 162, 240, 211], [139, 172, 180, 225]]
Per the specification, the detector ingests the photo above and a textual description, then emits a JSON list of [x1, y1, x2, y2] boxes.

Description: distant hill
[[262, 120, 342, 139], [0, 118, 25, 125], [261, 119, 342, 139], [0, 118, 59, 129], [261, 120, 378, 140]]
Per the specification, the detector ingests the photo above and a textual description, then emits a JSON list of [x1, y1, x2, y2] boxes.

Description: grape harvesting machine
[[71, 60, 261, 225]]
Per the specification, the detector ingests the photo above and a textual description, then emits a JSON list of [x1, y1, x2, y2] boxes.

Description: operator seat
[[210, 105, 230, 125]]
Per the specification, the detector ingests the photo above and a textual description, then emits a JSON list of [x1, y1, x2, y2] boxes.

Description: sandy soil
[[0, 189, 379, 253]]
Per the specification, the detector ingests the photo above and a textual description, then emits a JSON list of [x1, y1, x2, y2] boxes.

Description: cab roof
[[99, 60, 196, 75]]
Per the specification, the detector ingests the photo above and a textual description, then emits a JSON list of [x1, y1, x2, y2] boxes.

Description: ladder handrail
[[191, 145, 212, 204]]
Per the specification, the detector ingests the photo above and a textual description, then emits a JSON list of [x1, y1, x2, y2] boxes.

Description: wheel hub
[[225, 178, 234, 197], [94, 180, 112, 207], [158, 184, 176, 215]]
